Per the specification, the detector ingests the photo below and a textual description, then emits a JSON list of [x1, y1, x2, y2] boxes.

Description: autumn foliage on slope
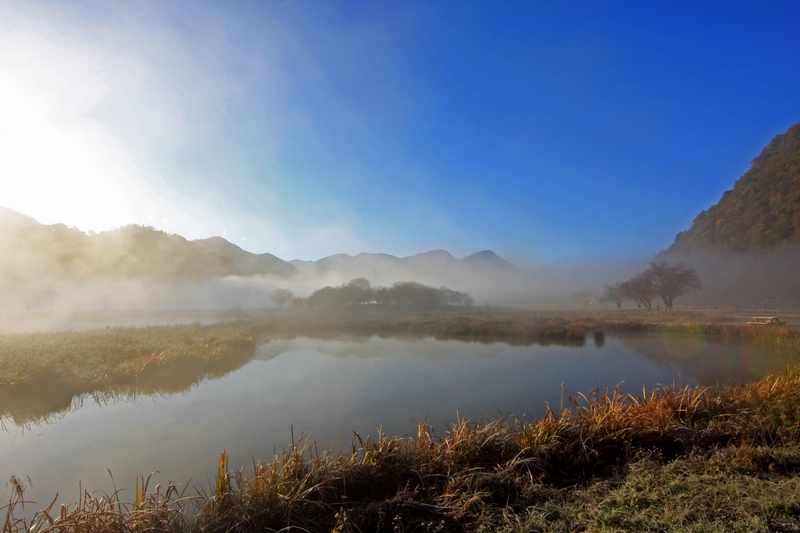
[[670, 122, 800, 252]]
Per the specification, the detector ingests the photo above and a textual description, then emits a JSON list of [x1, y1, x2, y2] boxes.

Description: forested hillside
[[670, 123, 800, 252]]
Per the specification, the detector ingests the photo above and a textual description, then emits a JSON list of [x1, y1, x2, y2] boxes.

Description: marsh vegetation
[[0, 322, 256, 425], [1, 308, 799, 532]]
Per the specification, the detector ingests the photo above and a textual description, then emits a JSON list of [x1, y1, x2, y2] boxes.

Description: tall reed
[[4, 362, 799, 532]]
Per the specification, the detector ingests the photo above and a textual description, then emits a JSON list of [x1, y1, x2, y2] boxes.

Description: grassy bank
[[2, 308, 799, 423], [0, 322, 256, 425], [3, 308, 796, 382], [251, 308, 800, 346], [2, 309, 800, 531], [4, 365, 800, 532], [0, 311, 602, 424]]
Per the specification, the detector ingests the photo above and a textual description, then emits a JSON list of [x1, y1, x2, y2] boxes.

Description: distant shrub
[[306, 278, 473, 310]]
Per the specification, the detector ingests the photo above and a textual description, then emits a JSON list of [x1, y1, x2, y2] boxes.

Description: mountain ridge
[[0, 209, 297, 282], [0, 207, 523, 287], [194, 236, 298, 277]]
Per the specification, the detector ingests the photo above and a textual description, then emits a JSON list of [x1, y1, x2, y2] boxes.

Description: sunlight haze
[[1, 0, 798, 262]]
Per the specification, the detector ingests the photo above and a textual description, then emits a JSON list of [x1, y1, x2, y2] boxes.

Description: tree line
[[270, 278, 474, 310], [603, 261, 701, 311]]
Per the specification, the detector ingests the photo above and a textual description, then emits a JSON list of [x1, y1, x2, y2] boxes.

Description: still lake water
[[0, 333, 793, 508]]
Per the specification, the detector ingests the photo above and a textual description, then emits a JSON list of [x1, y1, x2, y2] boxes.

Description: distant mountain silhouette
[[1, 206, 523, 289], [0, 206, 541, 310], [194, 237, 297, 277], [0, 208, 297, 282], [289, 248, 522, 284], [285, 248, 532, 305], [0, 206, 39, 229], [669, 122, 800, 252], [460, 250, 521, 271]]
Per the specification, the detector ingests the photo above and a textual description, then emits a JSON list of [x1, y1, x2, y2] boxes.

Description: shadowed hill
[[662, 123, 800, 307], [0, 208, 297, 283], [1, 206, 555, 309], [670, 122, 800, 253]]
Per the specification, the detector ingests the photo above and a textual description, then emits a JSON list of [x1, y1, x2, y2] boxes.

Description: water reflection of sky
[[1, 334, 794, 512]]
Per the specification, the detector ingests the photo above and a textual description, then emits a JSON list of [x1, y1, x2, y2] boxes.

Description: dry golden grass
[[0, 322, 256, 425], [2, 309, 800, 532], [250, 307, 800, 351], [4, 364, 800, 532]]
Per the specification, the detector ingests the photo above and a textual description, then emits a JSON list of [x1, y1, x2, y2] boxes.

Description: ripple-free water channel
[[1, 333, 794, 508]]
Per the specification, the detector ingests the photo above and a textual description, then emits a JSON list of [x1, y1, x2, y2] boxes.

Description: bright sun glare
[[0, 67, 136, 231]]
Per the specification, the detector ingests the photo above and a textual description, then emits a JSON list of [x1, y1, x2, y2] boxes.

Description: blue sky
[[1, 1, 798, 265]]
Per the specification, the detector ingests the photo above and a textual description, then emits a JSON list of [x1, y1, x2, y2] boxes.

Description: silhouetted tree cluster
[[607, 261, 701, 311], [601, 283, 624, 309], [619, 272, 657, 310], [270, 288, 294, 308], [644, 261, 702, 311], [305, 279, 473, 310]]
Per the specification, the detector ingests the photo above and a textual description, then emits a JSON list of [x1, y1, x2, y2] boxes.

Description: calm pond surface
[[0, 333, 794, 509]]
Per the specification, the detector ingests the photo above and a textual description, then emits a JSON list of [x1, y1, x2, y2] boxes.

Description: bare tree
[[270, 288, 294, 308], [602, 283, 625, 309], [619, 273, 656, 310], [643, 261, 702, 311]]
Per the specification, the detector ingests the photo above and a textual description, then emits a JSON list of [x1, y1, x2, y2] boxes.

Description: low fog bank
[[0, 218, 655, 316], [0, 255, 648, 317], [0, 276, 287, 313], [0, 207, 659, 315], [281, 251, 655, 309], [7, 202, 798, 318], [7, 244, 798, 321], [662, 246, 800, 309], [562, 247, 800, 311]]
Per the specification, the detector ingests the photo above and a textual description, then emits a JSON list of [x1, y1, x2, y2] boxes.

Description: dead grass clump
[[6, 365, 800, 532], [181, 364, 800, 531], [1, 474, 190, 533]]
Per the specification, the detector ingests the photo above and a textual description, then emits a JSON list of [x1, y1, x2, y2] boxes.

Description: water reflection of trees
[[0, 344, 256, 428], [2, 332, 588, 428], [256, 334, 586, 365], [257, 332, 585, 360], [611, 333, 796, 385]]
